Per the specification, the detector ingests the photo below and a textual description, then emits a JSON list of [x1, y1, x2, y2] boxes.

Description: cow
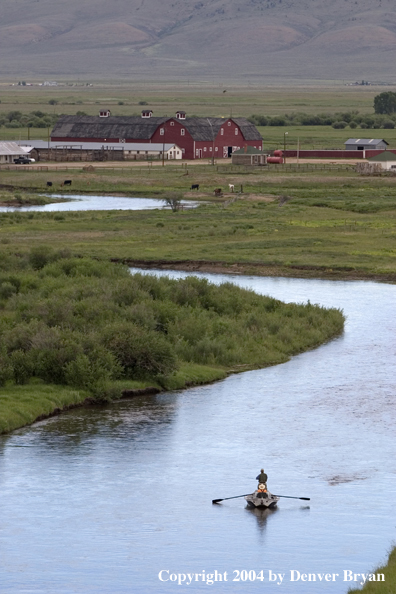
[[228, 184, 234, 192], [46, 181, 53, 187], [63, 180, 72, 186], [214, 188, 222, 197], [191, 184, 199, 190]]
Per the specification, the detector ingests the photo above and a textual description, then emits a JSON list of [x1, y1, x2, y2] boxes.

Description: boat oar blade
[[274, 494, 310, 501], [212, 494, 251, 504]]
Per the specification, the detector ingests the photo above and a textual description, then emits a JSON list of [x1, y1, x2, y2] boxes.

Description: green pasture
[[0, 81, 391, 119], [0, 164, 396, 278]]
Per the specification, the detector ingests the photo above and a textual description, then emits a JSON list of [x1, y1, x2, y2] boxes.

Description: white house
[[0, 141, 31, 164]]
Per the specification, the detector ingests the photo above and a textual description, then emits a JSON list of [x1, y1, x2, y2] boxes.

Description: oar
[[273, 494, 310, 501], [212, 494, 252, 504]]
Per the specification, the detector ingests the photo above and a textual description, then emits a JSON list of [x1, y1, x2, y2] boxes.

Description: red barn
[[51, 111, 262, 159]]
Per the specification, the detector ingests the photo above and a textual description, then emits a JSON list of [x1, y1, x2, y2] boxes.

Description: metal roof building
[[0, 141, 31, 163], [344, 138, 388, 151]]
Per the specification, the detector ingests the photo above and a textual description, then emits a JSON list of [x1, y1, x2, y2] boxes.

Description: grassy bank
[[0, 251, 344, 434], [348, 547, 396, 593], [0, 362, 227, 434]]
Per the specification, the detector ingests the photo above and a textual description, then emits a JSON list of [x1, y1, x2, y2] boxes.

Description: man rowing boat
[[256, 468, 268, 488]]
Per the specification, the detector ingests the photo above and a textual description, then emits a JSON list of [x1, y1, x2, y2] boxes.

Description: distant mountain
[[1, 0, 396, 81]]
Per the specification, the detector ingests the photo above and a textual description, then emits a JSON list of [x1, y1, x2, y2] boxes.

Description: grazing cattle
[[228, 184, 234, 192], [191, 184, 199, 190], [63, 180, 72, 186], [214, 188, 222, 197], [46, 181, 53, 187]]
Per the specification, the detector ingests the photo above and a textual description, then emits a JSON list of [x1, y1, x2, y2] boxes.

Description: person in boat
[[256, 469, 268, 488]]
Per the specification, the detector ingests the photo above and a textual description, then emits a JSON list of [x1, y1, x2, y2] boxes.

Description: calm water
[[1, 272, 395, 594], [0, 194, 196, 212]]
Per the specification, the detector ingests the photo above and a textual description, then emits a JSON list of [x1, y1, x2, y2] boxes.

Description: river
[[0, 271, 395, 593], [0, 195, 196, 212]]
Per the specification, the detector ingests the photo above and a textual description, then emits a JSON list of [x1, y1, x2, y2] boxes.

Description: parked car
[[14, 156, 35, 164]]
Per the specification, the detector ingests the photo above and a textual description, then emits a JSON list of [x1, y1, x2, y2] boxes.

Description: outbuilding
[[16, 140, 182, 161], [367, 151, 396, 170], [344, 138, 388, 151], [0, 141, 32, 164], [231, 145, 266, 165]]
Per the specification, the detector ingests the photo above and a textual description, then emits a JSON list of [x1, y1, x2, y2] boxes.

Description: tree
[[374, 91, 396, 115]]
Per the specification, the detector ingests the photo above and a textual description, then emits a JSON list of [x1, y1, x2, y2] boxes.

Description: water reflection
[[245, 506, 278, 533], [2, 394, 179, 456]]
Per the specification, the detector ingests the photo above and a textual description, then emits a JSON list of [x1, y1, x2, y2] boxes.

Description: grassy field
[[1, 81, 396, 148], [0, 81, 386, 117], [0, 164, 395, 279]]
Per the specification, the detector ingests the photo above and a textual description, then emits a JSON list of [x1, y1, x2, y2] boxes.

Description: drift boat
[[245, 484, 279, 509]]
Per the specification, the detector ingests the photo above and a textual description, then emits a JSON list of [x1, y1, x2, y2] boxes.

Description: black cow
[[46, 181, 53, 187], [63, 180, 72, 186], [214, 188, 222, 197], [191, 184, 199, 190]]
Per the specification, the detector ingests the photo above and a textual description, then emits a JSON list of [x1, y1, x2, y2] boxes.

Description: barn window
[[196, 149, 199, 156], [228, 121, 231, 126], [221, 129, 224, 135], [182, 148, 185, 154], [235, 128, 238, 135], [209, 146, 212, 151], [204, 147, 207, 152], [170, 121, 174, 126], [160, 128, 164, 136], [215, 147, 218, 152], [181, 129, 185, 136]]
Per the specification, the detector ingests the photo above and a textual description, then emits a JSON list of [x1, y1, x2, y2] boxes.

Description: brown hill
[[1, 0, 396, 81]]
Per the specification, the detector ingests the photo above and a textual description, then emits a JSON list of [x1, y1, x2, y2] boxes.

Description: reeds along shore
[[0, 250, 344, 434]]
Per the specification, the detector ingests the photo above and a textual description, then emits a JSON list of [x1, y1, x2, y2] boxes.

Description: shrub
[[332, 121, 347, 129]]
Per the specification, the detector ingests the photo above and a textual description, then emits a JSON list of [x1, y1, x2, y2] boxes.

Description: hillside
[[1, 0, 396, 81]]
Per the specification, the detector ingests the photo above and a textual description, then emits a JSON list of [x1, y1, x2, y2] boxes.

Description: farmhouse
[[367, 151, 396, 170], [0, 141, 31, 164], [51, 111, 262, 160], [344, 138, 388, 151]]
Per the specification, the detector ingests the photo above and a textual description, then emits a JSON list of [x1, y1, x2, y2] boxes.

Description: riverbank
[[124, 258, 396, 283], [0, 363, 227, 434], [348, 546, 396, 593]]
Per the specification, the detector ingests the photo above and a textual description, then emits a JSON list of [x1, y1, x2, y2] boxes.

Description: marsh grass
[[348, 546, 396, 593], [0, 382, 90, 434]]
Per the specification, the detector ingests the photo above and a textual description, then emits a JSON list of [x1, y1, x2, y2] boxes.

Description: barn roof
[[344, 138, 388, 146], [51, 115, 262, 142], [51, 115, 169, 140]]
